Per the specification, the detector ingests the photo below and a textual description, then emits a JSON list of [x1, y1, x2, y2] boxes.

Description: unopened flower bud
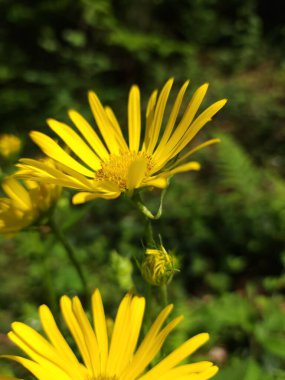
[[0, 134, 21, 159], [141, 245, 176, 286]]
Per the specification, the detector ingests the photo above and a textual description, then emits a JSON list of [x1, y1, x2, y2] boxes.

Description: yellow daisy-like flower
[[0, 162, 61, 234], [0, 134, 21, 160], [2, 289, 218, 380], [17, 79, 227, 204]]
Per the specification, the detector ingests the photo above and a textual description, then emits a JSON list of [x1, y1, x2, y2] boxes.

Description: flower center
[[95, 151, 154, 190]]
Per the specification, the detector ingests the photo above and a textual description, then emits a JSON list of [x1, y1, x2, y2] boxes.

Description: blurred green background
[[0, 0, 285, 379]]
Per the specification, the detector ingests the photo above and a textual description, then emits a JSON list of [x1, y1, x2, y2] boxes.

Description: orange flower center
[[95, 151, 154, 190]]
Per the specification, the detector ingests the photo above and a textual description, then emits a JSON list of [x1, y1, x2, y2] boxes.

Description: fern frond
[[216, 133, 261, 197]]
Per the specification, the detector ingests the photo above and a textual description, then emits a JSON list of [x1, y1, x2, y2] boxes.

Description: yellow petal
[[108, 295, 145, 376], [158, 80, 190, 147], [122, 296, 145, 370], [47, 118, 101, 170], [128, 85, 141, 152], [17, 159, 92, 191], [7, 330, 74, 380], [39, 305, 83, 378], [143, 89, 158, 150], [1, 355, 71, 380], [143, 176, 168, 189], [167, 138, 220, 170], [54, 162, 96, 190], [72, 296, 100, 376], [167, 99, 227, 161], [135, 304, 173, 354], [121, 312, 182, 380], [156, 362, 214, 380], [193, 365, 219, 380], [161, 161, 201, 178], [153, 83, 209, 164], [92, 289, 109, 373], [146, 78, 174, 154], [105, 106, 129, 152], [68, 109, 109, 160], [107, 294, 132, 376], [139, 333, 210, 380], [126, 157, 147, 189], [72, 191, 120, 204], [30, 131, 94, 177], [60, 296, 93, 370], [88, 91, 120, 154], [0, 201, 30, 234], [2, 178, 32, 211], [10, 323, 58, 363]]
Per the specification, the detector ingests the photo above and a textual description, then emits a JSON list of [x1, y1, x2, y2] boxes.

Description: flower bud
[[141, 245, 176, 286], [0, 134, 21, 159]]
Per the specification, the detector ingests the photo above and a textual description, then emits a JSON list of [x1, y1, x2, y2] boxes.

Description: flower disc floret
[[95, 152, 155, 191]]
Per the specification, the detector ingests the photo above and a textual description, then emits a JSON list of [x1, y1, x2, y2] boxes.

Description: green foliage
[[169, 291, 285, 380], [216, 133, 261, 197]]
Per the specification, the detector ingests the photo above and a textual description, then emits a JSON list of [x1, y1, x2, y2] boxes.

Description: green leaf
[[261, 336, 285, 359], [244, 359, 262, 380]]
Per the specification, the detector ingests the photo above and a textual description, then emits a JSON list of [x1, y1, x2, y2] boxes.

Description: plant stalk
[[49, 217, 89, 299]]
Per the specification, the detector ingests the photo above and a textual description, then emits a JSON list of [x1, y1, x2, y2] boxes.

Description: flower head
[[2, 289, 218, 380], [17, 79, 227, 204], [0, 134, 21, 160], [0, 160, 61, 234], [141, 246, 177, 286]]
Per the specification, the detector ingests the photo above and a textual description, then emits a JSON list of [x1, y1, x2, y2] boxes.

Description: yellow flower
[[2, 289, 218, 380], [141, 246, 176, 286], [0, 134, 21, 159], [0, 161, 61, 234], [17, 79, 227, 204]]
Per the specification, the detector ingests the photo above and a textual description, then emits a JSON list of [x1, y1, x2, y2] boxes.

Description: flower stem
[[160, 283, 168, 307], [145, 218, 156, 248], [39, 232, 58, 314], [132, 189, 167, 220], [49, 217, 89, 299]]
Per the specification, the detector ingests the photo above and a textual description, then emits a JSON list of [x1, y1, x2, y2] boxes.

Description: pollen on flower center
[[94, 151, 154, 190], [91, 376, 118, 380]]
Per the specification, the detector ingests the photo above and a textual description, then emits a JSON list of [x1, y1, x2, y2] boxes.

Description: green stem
[[40, 235, 58, 314], [160, 283, 168, 307], [159, 283, 169, 360], [49, 218, 89, 299], [132, 191, 164, 248], [144, 283, 152, 329], [132, 189, 167, 220], [131, 190, 170, 324], [145, 218, 156, 248], [36, 228, 58, 315]]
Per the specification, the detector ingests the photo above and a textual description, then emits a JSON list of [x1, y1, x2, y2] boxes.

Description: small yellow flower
[[0, 134, 21, 159], [0, 161, 61, 235], [141, 246, 176, 286], [1, 289, 218, 380], [17, 79, 227, 204]]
